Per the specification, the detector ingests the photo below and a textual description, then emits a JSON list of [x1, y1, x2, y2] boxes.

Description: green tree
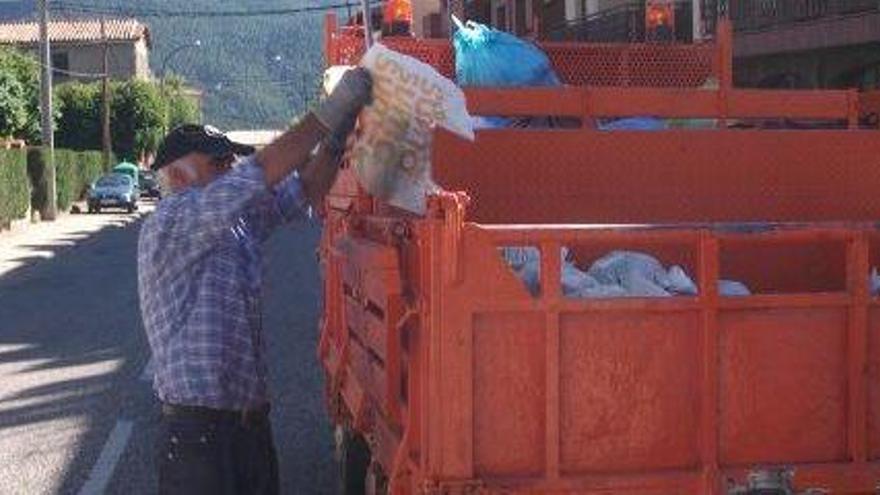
[[162, 75, 201, 129], [0, 70, 27, 138], [0, 47, 39, 141], [111, 80, 167, 161], [54, 78, 202, 160], [54, 82, 102, 151]]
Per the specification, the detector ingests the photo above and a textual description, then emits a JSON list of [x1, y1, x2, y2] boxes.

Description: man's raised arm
[[256, 68, 371, 187]]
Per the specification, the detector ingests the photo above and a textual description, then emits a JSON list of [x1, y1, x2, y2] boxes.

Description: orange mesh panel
[[544, 42, 716, 87], [332, 35, 455, 78], [329, 33, 717, 87]]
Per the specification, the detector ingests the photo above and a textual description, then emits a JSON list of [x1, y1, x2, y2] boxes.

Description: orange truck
[[318, 13, 880, 494]]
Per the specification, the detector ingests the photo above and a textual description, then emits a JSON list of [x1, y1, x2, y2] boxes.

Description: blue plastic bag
[[452, 17, 560, 88], [598, 117, 666, 131]]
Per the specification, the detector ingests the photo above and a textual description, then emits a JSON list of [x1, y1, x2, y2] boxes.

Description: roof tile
[[0, 18, 149, 45]]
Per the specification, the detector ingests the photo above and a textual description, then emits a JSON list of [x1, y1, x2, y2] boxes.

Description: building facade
[[723, 0, 880, 89], [423, 0, 880, 92], [538, 0, 880, 90], [0, 18, 151, 82]]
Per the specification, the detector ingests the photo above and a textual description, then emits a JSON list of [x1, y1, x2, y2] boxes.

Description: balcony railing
[[545, 1, 694, 43], [546, 0, 879, 42], [703, 0, 879, 33], [545, 4, 643, 42]]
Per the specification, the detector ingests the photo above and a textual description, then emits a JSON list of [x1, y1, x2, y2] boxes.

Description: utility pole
[[38, 0, 57, 220], [692, 0, 703, 41], [101, 17, 112, 169], [360, 0, 373, 48]]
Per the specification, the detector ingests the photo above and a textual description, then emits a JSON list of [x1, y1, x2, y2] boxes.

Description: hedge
[[0, 149, 29, 226], [55, 149, 106, 212], [28, 147, 113, 214], [26, 147, 49, 213]]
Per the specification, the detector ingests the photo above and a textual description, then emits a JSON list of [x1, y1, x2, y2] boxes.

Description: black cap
[[152, 124, 256, 171]]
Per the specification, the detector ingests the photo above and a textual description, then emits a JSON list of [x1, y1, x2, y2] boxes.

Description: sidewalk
[[0, 200, 155, 278]]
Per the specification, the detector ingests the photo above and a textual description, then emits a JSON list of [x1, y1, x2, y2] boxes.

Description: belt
[[161, 403, 270, 427]]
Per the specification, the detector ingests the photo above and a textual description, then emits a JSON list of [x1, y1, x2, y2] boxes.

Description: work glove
[[314, 67, 373, 135], [325, 111, 358, 160]]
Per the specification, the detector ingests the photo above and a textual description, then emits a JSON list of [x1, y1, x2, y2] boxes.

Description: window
[[515, 0, 527, 34], [496, 4, 508, 30]]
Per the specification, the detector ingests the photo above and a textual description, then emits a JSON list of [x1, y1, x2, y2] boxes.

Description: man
[[138, 68, 372, 495]]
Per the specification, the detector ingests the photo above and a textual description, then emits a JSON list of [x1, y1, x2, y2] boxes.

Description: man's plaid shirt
[[138, 157, 308, 410]]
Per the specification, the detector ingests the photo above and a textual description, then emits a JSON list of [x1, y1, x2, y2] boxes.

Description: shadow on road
[[0, 212, 143, 280], [263, 225, 339, 493], [0, 214, 339, 493], [0, 217, 149, 494]]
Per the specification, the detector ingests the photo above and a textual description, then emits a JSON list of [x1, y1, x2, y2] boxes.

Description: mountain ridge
[[3, 1, 348, 129]]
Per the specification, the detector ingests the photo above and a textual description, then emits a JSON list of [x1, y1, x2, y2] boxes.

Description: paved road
[[0, 208, 337, 494]]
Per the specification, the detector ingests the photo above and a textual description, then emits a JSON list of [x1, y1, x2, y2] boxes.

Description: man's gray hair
[[157, 161, 198, 195], [157, 169, 174, 196]]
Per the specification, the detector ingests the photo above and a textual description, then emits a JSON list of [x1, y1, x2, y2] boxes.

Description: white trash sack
[[870, 267, 880, 296], [718, 279, 751, 297], [501, 247, 610, 297], [341, 44, 474, 214], [586, 251, 686, 297], [500, 246, 543, 296], [502, 248, 751, 298]]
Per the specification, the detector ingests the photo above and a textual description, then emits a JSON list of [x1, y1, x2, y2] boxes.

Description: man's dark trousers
[[157, 407, 279, 495]]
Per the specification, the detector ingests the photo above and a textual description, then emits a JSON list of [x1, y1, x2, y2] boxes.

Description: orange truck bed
[[319, 14, 880, 494]]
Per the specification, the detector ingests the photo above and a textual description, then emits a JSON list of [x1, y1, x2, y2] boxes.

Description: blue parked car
[[87, 173, 139, 214]]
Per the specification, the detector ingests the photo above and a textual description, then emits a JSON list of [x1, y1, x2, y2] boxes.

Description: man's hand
[[326, 112, 358, 159], [300, 111, 360, 207], [313, 68, 372, 134], [255, 69, 371, 189]]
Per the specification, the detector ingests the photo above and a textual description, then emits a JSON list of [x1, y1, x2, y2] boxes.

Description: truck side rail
[[465, 86, 860, 124], [413, 205, 880, 492]]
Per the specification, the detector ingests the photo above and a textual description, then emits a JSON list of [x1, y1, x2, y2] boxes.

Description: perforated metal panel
[[332, 33, 456, 78], [544, 41, 716, 87]]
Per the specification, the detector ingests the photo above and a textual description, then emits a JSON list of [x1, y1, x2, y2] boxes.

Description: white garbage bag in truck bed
[[502, 247, 751, 298]]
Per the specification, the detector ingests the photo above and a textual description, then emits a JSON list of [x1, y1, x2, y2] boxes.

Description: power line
[[202, 77, 317, 87], [50, 1, 380, 18], [38, 62, 106, 79]]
